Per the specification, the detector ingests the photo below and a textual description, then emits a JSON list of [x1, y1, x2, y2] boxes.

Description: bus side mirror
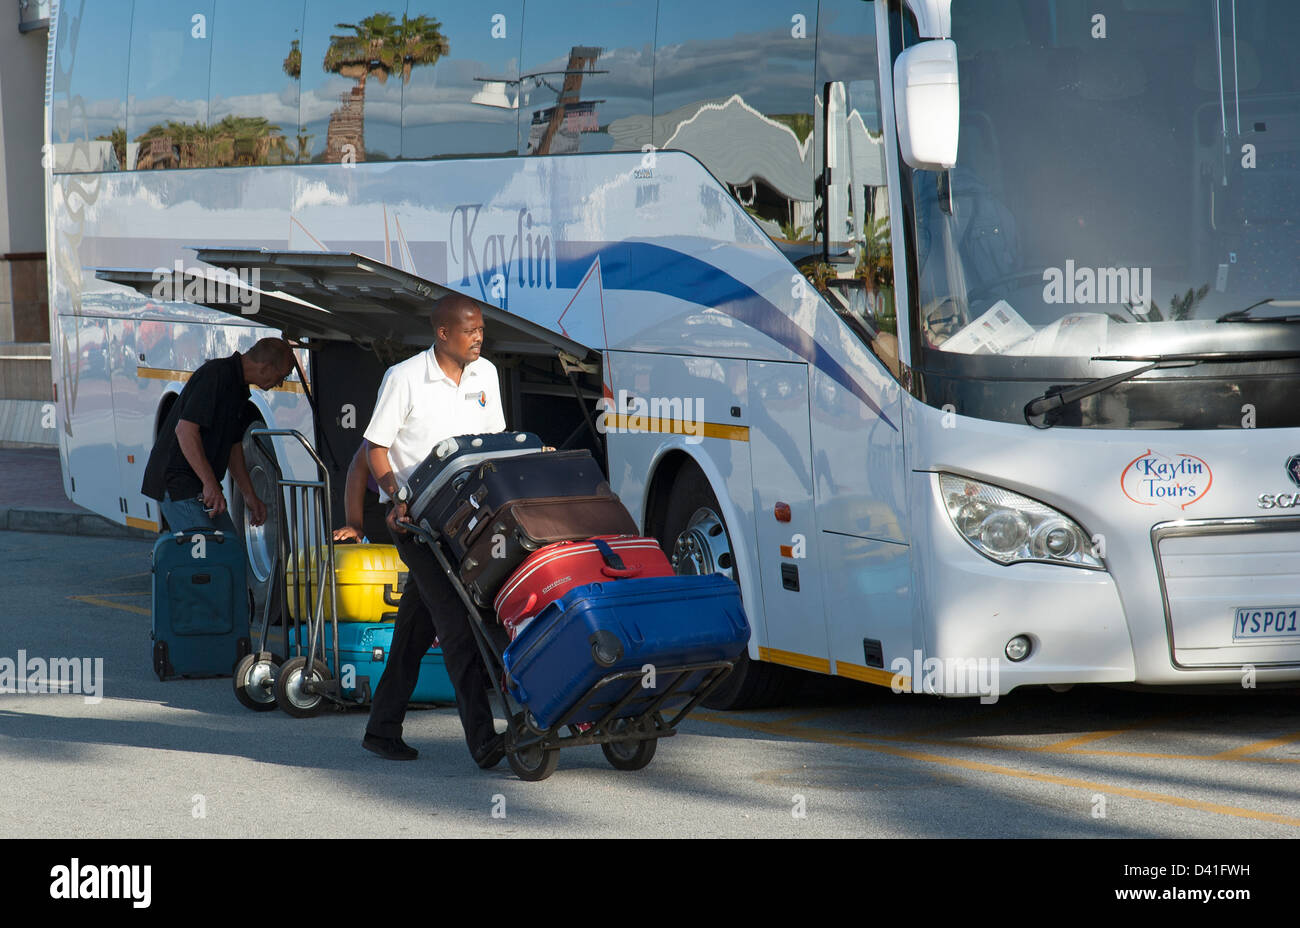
[[894, 40, 960, 171]]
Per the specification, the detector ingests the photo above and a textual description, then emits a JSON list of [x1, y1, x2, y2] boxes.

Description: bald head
[[242, 337, 295, 390], [246, 337, 293, 368], [430, 293, 480, 337], [431, 293, 484, 371]]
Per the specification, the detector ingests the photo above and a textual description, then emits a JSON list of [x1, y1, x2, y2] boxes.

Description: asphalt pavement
[[3, 529, 1299, 839]]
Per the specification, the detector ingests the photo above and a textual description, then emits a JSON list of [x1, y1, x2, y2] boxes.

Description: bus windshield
[[911, 0, 1300, 365]]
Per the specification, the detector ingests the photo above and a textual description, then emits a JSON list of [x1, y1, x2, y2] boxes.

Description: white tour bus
[[46, 0, 1300, 707]]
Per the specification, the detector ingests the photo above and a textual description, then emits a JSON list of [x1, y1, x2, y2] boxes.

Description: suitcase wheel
[[153, 640, 173, 681], [233, 652, 283, 712], [505, 713, 559, 781], [589, 630, 624, 667], [601, 719, 657, 771]]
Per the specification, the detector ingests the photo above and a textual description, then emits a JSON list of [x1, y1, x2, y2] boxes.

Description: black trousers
[[366, 525, 498, 757]]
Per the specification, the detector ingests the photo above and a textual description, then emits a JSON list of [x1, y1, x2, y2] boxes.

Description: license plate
[[1233, 607, 1300, 640]]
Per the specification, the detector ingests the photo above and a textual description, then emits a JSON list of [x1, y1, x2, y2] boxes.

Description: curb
[[0, 507, 156, 541]]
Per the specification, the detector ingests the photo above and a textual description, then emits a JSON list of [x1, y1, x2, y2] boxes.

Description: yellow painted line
[[690, 713, 1300, 828], [1035, 714, 1190, 753], [758, 646, 831, 675], [137, 366, 304, 394], [603, 413, 749, 443], [1212, 730, 1300, 760], [68, 594, 150, 616], [771, 707, 851, 725], [125, 516, 159, 532], [835, 659, 907, 691]]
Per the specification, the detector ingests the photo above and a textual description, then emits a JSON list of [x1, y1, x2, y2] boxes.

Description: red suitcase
[[495, 536, 675, 639]]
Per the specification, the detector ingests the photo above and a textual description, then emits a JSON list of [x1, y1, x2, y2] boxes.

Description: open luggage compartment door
[[96, 248, 596, 362]]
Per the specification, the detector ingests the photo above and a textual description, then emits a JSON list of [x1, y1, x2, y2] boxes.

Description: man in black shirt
[[142, 338, 295, 534]]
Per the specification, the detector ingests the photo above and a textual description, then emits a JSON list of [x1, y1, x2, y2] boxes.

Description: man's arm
[[227, 440, 266, 526], [175, 419, 226, 515], [367, 442, 409, 534], [333, 444, 370, 541]]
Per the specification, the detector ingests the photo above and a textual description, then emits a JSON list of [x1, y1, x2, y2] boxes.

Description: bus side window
[[517, 0, 655, 157], [402, 1, 523, 160], [653, 0, 817, 262], [126, 0, 216, 171], [208, 0, 306, 167], [50, 0, 133, 173]]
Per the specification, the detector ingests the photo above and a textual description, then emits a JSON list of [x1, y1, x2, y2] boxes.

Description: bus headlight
[[939, 474, 1104, 570]]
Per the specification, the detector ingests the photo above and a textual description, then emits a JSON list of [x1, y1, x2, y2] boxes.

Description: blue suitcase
[[294, 622, 456, 704], [502, 574, 750, 730], [151, 529, 251, 680]]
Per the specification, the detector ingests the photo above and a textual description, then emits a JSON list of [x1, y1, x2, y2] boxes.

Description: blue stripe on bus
[[553, 241, 897, 431]]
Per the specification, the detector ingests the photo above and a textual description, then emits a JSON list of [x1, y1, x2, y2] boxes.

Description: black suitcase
[[406, 431, 543, 525], [460, 492, 640, 606], [418, 450, 612, 562]]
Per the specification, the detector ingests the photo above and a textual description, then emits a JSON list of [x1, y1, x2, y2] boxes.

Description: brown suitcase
[[458, 492, 639, 606]]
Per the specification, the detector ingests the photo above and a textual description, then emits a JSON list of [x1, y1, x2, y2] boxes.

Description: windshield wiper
[[1024, 350, 1300, 428], [1216, 298, 1300, 323]]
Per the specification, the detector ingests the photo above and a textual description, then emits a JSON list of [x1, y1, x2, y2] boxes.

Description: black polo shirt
[[141, 353, 255, 501]]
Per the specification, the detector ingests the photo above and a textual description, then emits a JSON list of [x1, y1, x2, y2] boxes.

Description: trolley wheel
[[232, 652, 283, 712], [505, 714, 560, 781], [601, 719, 658, 771], [274, 655, 333, 718]]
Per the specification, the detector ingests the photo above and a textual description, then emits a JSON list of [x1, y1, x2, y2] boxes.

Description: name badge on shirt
[[464, 390, 487, 407]]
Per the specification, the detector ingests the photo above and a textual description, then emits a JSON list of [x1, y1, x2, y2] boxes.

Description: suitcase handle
[[444, 487, 489, 537], [498, 592, 538, 627], [590, 538, 637, 577], [383, 582, 403, 607], [172, 528, 226, 544], [444, 500, 476, 536], [462, 512, 501, 551]]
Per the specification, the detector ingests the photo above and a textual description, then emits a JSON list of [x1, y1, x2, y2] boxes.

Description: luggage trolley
[[232, 428, 363, 717], [400, 519, 740, 781]]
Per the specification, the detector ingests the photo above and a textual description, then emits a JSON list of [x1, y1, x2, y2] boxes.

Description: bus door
[[806, 1, 915, 686], [748, 360, 830, 673]]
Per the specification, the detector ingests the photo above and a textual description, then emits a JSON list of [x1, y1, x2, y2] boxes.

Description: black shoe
[[363, 734, 418, 761], [474, 733, 506, 770]]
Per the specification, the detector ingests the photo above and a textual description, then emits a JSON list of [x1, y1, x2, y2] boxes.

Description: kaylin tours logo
[[1121, 450, 1212, 510]]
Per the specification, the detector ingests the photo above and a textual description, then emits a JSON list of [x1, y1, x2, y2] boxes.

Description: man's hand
[[333, 524, 363, 543], [244, 493, 267, 527], [386, 501, 409, 535], [202, 481, 227, 517]]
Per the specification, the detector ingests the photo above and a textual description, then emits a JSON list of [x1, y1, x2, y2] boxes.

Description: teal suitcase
[[294, 622, 456, 704], [151, 529, 251, 679]]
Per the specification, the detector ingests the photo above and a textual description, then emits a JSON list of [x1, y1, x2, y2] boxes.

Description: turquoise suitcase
[[294, 622, 456, 704], [151, 529, 251, 679]]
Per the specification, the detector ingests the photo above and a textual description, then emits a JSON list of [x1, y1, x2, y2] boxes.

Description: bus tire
[[231, 420, 285, 628], [658, 459, 796, 710]]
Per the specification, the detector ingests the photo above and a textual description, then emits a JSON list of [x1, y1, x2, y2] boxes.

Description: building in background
[[0, 0, 52, 445]]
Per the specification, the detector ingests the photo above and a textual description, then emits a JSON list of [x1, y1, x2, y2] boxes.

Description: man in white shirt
[[361, 293, 507, 768]]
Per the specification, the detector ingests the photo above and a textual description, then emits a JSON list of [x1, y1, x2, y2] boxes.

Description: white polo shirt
[[363, 348, 506, 499]]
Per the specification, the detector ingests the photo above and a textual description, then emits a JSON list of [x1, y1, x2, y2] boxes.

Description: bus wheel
[[659, 459, 796, 710], [232, 421, 285, 627]]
